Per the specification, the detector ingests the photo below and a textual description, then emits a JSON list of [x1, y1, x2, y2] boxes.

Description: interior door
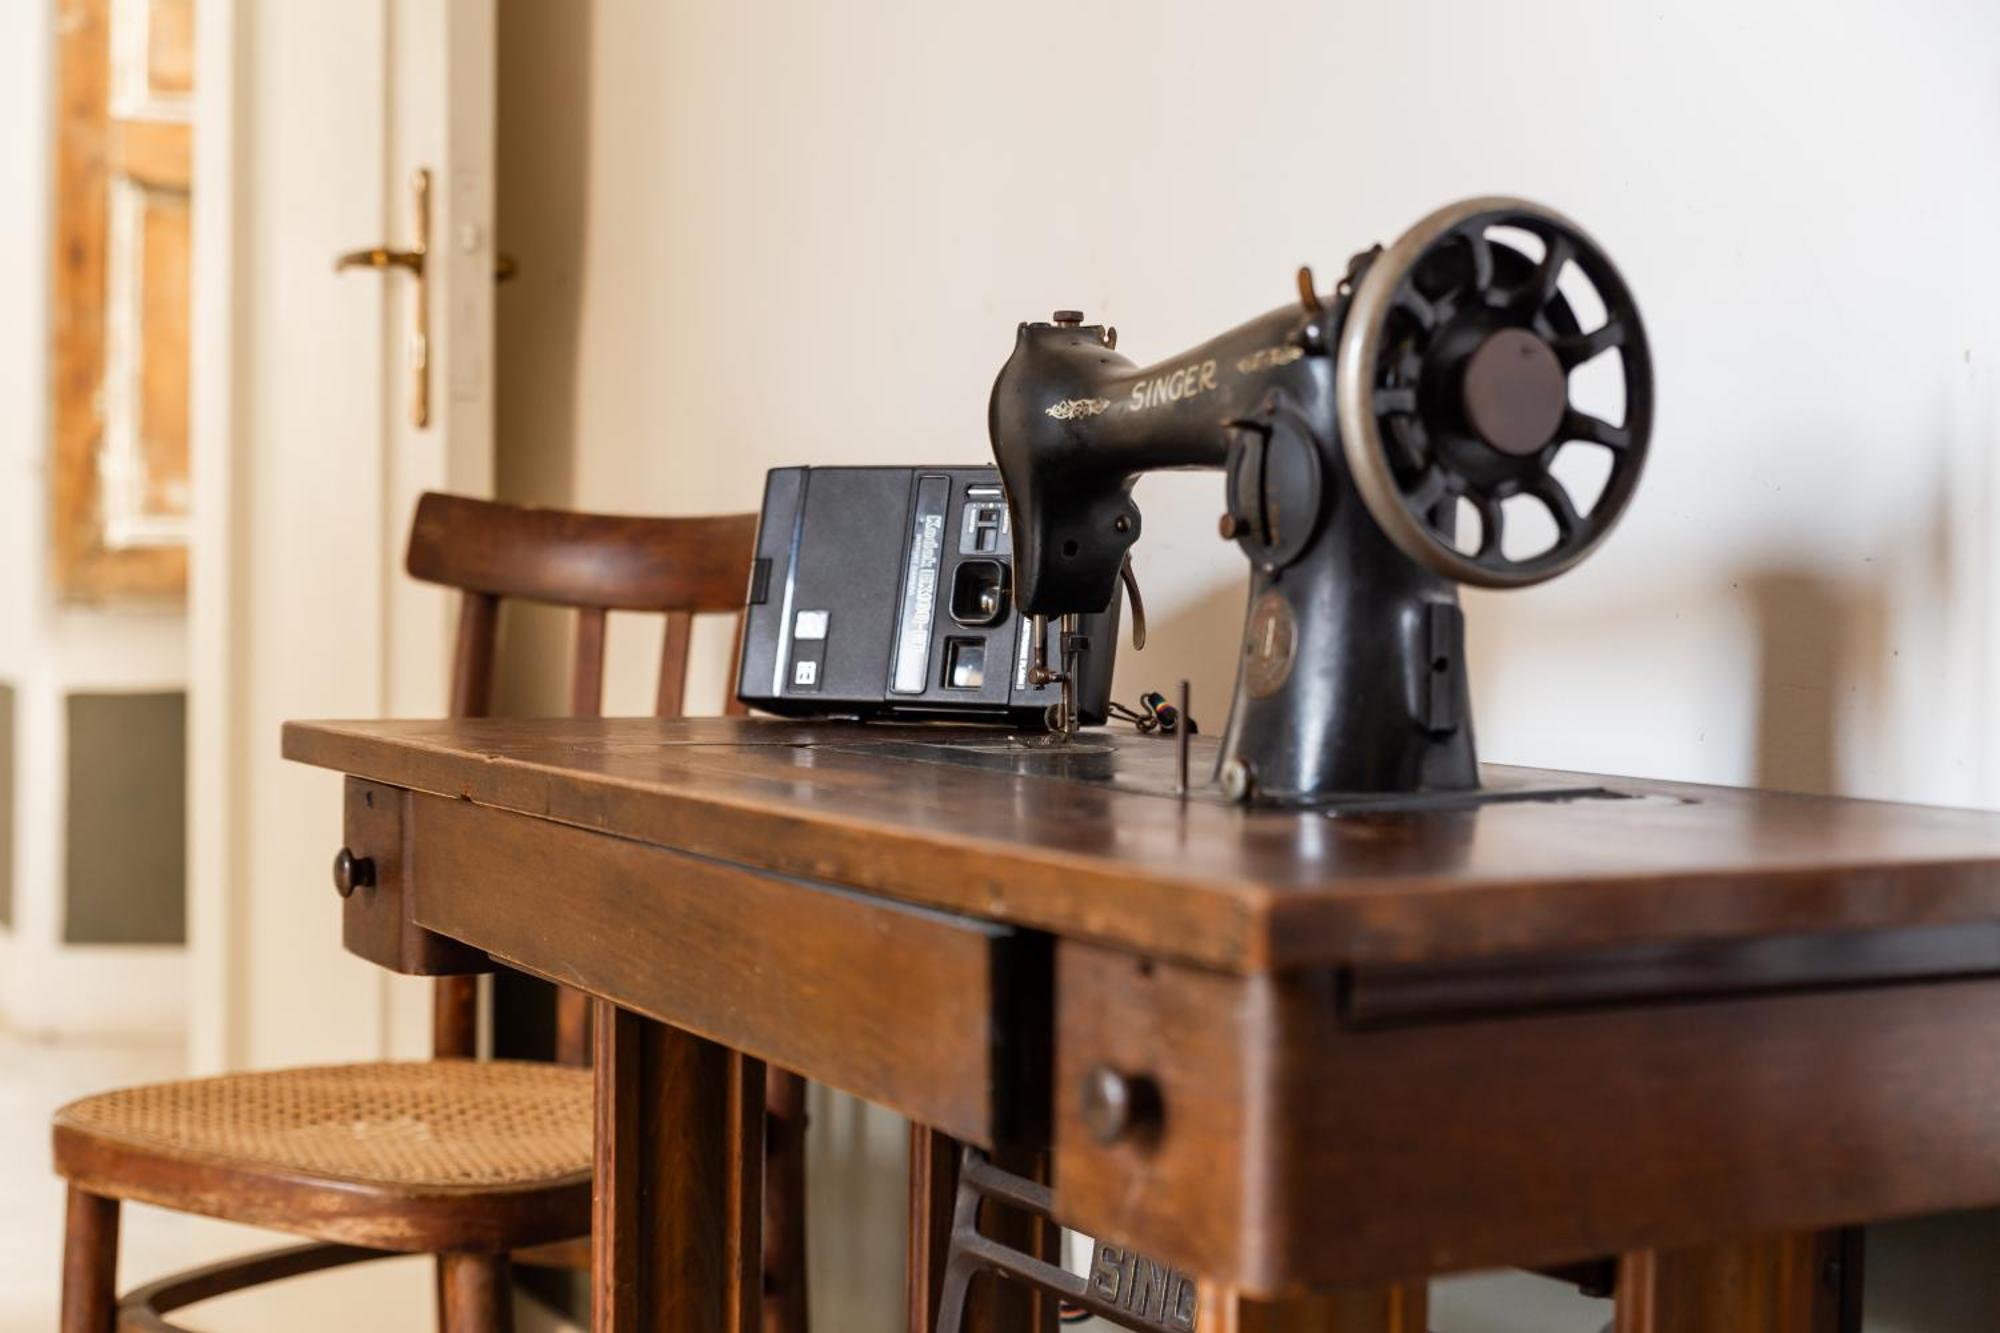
[[187, 0, 497, 1074]]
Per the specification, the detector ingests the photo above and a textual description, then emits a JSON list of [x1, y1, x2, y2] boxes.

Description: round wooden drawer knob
[[1080, 1065, 1161, 1145], [332, 848, 376, 899]]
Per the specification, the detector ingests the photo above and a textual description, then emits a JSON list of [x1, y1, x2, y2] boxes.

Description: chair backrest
[[404, 490, 759, 1062]]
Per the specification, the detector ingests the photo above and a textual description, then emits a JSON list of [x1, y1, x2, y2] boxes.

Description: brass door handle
[[335, 246, 425, 276], [335, 169, 432, 427]]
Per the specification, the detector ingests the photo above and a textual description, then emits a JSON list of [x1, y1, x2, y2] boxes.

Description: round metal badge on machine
[[1243, 590, 1298, 699]]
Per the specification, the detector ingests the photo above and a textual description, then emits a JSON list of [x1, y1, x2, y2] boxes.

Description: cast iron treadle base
[[937, 1148, 1199, 1333]]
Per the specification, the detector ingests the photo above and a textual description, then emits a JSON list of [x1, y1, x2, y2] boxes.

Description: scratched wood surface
[[1053, 933, 1980, 1297], [283, 716, 2000, 973]]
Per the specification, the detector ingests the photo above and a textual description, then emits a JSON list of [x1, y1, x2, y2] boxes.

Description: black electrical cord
[[1107, 691, 1196, 736]]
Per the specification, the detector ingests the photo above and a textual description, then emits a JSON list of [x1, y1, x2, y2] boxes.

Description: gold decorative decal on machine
[[1127, 359, 1218, 412], [1236, 344, 1304, 374], [1046, 397, 1111, 421], [1243, 589, 1297, 699]]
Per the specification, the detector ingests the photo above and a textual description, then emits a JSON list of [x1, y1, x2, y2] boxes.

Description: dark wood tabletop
[[285, 715, 2000, 1329], [283, 714, 2000, 973]]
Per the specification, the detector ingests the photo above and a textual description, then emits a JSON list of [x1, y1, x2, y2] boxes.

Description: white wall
[[0, 0, 187, 1040], [0, 1, 48, 664], [517, 0, 2000, 798], [0, 0, 47, 1027], [495, 1, 2000, 1327]]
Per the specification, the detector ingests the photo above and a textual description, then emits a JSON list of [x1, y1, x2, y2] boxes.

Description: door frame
[[185, 0, 244, 1073]]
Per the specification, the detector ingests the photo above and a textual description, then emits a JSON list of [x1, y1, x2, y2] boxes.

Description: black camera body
[[736, 465, 1118, 726]]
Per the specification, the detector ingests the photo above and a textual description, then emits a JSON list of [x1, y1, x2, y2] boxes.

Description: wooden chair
[[53, 491, 810, 1331]]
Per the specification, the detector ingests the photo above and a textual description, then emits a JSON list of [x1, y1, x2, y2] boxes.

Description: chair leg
[[60, 1187, 119, 1333], [440, 1252, 514, 1333]]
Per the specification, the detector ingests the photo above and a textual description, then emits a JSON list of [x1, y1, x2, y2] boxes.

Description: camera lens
[[950, 560, 1010, 627]]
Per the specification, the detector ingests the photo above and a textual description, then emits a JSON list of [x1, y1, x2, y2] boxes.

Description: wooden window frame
[[52, 0, 192, 601]]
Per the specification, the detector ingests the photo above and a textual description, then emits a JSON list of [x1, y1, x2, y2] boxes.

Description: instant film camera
[[736, 465, 1120, 726], [990, 197, 1654, 805]]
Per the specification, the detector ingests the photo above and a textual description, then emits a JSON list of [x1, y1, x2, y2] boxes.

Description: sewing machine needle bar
[[1061, 614, 1080, 739]]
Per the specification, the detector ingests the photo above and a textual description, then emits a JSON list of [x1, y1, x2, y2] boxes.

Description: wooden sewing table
[[283, 716, 2000, 1331]]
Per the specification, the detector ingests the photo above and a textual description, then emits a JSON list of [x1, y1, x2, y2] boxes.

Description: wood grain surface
[[406, 491, 757, 614], [59, 1187, 117, 1333], [1613, 1232, 1855, 1333], [410, 791, 1029, 1146], [1053, 937, 2000, 1294], [285, 716, 2000, 973], [593, 1005, 763, 1333], [1197, 1284, 1429, 1332], [286, 712, 2000, 1312], [339, 778, 488, 976]]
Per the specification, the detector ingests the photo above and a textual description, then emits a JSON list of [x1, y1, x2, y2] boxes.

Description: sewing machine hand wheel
[[1335, 196, 1654, 588]]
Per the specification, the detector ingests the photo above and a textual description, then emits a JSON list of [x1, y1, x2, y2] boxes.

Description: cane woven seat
[[52, 1060, 593, 1253], [51, 496, 801, 1330]]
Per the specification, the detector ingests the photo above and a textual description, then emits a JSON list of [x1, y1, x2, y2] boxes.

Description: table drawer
[[406, 791, 1049, 1146], [1052, 938, 2000, 1296], [339, 778, 489, 975]]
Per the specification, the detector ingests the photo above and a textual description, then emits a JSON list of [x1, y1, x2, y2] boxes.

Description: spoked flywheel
[[1334, 196, 1654, 588]]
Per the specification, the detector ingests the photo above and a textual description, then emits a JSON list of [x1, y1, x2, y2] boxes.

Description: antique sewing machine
[[995, 195, 1652, 806], [924, 196, 1655, 1331]]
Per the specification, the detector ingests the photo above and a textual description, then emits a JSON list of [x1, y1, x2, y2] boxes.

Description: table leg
[[1197, 1283, 1429, 1332], [593, 1001, 765, 1333], [905, 1128, 1060, 1333], [763, 1069, 809, 1333], [906, 1125, 957, 1333], [1614, 1230, 1861, 1333]]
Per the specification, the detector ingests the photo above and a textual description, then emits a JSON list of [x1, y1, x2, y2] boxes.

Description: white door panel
[[190, 0, 496, 1072], [379, 0, 500, 1058]]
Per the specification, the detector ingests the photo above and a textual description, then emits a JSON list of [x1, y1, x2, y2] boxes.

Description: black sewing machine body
[[995, 304, 1474, 801], [991, 198, 1651, 805]]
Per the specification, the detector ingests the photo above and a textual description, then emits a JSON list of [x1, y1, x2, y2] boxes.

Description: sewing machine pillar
[[1219, 465, 1477, 803]]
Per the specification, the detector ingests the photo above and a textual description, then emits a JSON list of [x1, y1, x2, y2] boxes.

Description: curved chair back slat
[[406, 490, 757, 613]]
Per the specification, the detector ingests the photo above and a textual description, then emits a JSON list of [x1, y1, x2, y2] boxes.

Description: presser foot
[[934, 1147, 1200, 1333], [1029, 612, 1087, 742]]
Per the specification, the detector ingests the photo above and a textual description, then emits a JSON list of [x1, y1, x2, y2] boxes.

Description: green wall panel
[[64, 691, 186, 945]]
